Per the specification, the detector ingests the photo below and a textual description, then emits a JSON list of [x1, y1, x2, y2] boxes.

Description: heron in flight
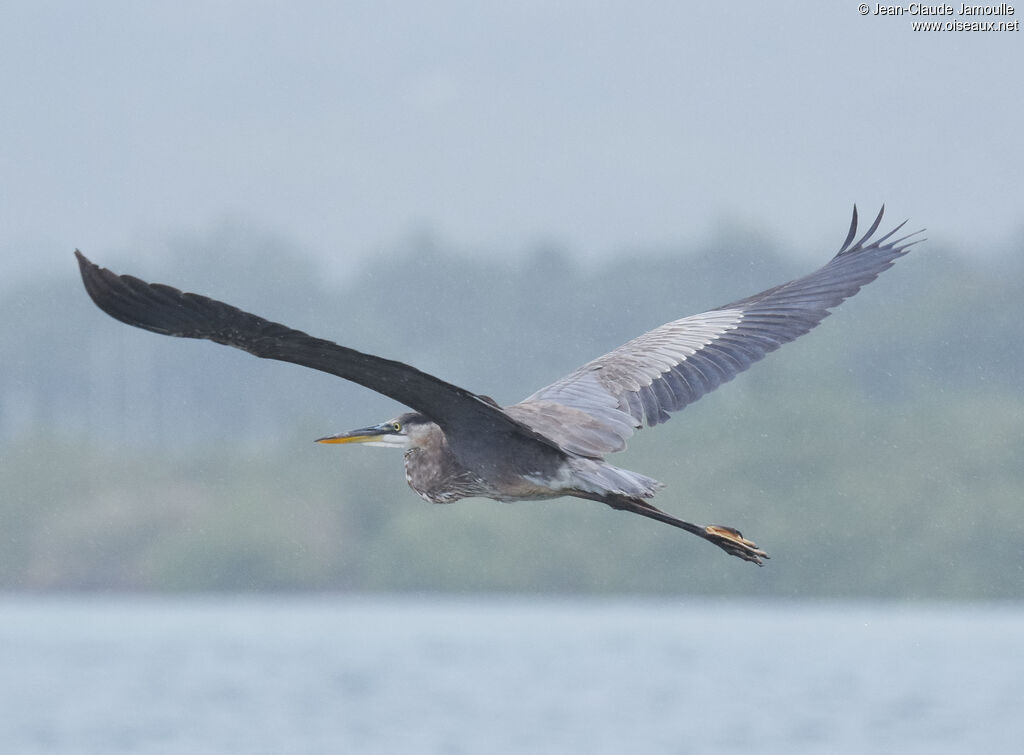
[[76, 207, 920, 565]]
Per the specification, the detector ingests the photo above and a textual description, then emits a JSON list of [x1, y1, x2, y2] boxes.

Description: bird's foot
[[704, 525, 769, 566]]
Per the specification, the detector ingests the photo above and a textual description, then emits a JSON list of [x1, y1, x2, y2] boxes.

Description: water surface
[[2, 595, 1021, 754]]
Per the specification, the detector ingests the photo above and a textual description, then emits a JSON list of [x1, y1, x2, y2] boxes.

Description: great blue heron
[[75, 207, 920, 565]]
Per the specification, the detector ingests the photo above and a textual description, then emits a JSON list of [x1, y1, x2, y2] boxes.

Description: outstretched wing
[[75, 251, 561, 452], [511, 207, 922, 458]]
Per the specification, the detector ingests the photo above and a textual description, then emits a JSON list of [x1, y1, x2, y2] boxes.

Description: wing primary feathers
[[838, 204, 860, 252], [849, 205, 885, 252], [515, 206, 923, 456], [77, 205, 923, 463], [74, 250, 564, 455]]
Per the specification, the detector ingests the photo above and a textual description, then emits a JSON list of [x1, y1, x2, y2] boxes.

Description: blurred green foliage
[[2, 221, 1021, 597]]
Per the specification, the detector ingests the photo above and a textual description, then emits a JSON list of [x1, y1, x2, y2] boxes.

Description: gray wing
[[508, 207, 922, 458]]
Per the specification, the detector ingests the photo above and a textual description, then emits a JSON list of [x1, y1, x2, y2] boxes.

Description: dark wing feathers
[[77, 206, 920, 462], [516, 207, 922, 457], [75, 251, 561, 451]]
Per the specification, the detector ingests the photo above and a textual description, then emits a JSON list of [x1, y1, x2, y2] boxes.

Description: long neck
[[402, 423, 481, 504]]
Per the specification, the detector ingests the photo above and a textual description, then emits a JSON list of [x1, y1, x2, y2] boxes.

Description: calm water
[[2, 595, 1021, 754]]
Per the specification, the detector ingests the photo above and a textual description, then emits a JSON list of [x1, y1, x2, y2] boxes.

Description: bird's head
[[315, 411, 431, 450]]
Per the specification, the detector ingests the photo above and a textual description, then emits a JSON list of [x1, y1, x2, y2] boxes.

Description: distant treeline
[[2, 223, 1022, 597]]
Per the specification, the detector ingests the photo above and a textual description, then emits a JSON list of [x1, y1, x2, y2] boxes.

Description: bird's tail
[[568, 458, 663, 499]]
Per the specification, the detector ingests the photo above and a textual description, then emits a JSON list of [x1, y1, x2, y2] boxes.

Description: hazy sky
[[2, 1, 1021, 283]]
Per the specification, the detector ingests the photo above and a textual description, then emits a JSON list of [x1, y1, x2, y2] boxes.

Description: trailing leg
[[595, 493, 769, 565]]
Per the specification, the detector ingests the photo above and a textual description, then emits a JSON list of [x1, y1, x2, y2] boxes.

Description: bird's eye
[[392, 421, 402, 432]]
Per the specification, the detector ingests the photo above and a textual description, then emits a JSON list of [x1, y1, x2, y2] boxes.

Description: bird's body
[[76, 207, 921, 565], [398, 413, 655, 504], [398, 414, 559, 504]]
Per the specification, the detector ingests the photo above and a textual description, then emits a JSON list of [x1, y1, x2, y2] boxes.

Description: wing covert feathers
[[516, 207, 922, 457], [76, 206, 921, 463], [74, 251, 561, 453]]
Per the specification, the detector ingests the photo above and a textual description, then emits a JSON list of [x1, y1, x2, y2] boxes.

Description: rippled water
[[2, 595, 1021, 754]]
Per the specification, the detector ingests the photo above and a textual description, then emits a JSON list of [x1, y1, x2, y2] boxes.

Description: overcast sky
[[2, 1, 1021, 284]]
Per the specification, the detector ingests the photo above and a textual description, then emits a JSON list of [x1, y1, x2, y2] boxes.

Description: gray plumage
[[516, 207, 913, 457], [75, 206, 922, 565]]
